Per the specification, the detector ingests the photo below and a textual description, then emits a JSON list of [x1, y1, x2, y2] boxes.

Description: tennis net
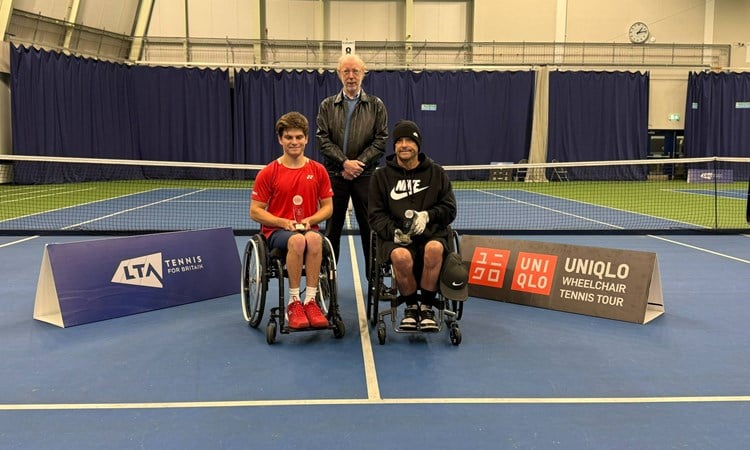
[[1, 154, 748, 234]]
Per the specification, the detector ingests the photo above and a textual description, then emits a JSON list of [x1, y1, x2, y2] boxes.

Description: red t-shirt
[[251, 159, 333, 238]]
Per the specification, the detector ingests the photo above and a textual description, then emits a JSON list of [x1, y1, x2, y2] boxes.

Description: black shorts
[[377, 236, 449, 278]]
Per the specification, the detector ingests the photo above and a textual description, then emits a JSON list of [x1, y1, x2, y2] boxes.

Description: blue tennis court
[[1, 229, 750, 448], [2, 185, 726, 232]]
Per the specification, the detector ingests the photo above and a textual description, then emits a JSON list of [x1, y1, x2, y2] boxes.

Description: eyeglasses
[[340, 68, 362, 76]]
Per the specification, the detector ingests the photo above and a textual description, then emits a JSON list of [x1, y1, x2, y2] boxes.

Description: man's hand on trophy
[[394, 228, 412, 246], [411, 211, 429, 235]]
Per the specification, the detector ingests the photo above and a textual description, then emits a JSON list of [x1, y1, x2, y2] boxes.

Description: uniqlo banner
[[461, 235, 664, 324], [34, 228, 240, 327]]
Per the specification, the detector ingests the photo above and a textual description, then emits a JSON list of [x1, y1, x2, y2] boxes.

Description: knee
[[390, 248, 413, 272], [287, 234, 306, 255], [423, 241, 444, 267], [305, 233, 323, 255]]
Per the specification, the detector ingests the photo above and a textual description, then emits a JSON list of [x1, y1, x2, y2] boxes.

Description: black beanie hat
[[392, 120, 421, 150]]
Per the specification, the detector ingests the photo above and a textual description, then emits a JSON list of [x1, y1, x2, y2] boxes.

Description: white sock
[[288, 288, 300, 304], [304, 287, 317, 305]]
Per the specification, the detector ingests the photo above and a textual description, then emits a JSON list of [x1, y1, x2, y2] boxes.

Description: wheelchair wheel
[[316, 237, 337, 315], [266, 320, 277, 344], [450, 323, 461, 346], [449, 229, 464, 320], [241, 235, 266, 328], [377, 321, 387, 345], [366, 231, 380, 326], [332, 317, 345, 339]]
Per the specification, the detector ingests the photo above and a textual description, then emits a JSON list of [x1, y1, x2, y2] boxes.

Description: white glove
[[411, 210, 429, 235], [394, 228, 412, 246]]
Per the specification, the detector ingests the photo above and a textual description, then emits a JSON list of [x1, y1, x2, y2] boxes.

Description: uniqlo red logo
[[511, 252, 557, 295], [469, 247, 510, 288]]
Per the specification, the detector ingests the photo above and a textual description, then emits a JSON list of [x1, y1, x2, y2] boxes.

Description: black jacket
[[316, 89, 388, 177], [369, 153, 457, 242]]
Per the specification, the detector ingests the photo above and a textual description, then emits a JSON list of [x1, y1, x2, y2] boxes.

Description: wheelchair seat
[[366, 228, 465, 345], [241, 232, 344, 344]]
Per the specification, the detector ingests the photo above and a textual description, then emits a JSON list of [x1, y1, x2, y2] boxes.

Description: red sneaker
[[304, 301, 329, 328], [286, 299, 309, 329]]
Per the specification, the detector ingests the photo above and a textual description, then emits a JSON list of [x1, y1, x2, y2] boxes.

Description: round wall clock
[[628, 22, 650, 44]]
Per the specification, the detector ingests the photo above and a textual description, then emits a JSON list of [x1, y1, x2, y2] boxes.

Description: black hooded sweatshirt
[[368, 152, 457, 243]]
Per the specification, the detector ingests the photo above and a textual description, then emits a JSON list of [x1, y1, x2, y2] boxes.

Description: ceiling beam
[[129, 0, 155, 62]]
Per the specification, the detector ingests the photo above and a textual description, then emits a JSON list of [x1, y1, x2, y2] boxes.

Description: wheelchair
[[366, 229, 464, 346], [241, 232, 344, 344]]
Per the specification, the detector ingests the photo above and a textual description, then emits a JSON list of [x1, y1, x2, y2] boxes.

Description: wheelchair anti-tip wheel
[[333, 318, 345, 338], [377, 321, 387, 345], [241, 235, 267, 328], [266, 319, 277, 344], [450, 323, 461, 346]]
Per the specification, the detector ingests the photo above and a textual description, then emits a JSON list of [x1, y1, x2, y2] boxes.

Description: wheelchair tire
[[367, 269, 381, 327], [241, 235, 266, 328], [333, 317, 345, 339], [450, 323, 461, 346], [366, 231, 380, 327], [377, 321, 387, 345], [266, 320, 277, 345], [449, 230, 464, 320], [316, 237, 337, 316]]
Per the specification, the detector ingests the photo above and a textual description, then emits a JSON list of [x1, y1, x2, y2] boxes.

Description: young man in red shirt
[[251, 112, 334, 329]]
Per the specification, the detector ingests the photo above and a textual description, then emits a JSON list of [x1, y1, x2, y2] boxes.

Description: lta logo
[[111, 252, 164, 288]]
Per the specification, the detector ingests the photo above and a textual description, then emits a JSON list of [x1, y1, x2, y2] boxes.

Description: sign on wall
[[342, 40, 355, 55]]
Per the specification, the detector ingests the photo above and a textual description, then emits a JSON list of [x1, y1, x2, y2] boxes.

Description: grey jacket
[[316, 88, 388, 177]]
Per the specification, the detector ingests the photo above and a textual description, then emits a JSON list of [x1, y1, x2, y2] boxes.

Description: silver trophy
[[292, 195, 305, 231], [394, 209, 417, 245], [403, 209, 417, 235]]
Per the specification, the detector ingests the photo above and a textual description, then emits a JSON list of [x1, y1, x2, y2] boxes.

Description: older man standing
[[316, 53, 388, 274]]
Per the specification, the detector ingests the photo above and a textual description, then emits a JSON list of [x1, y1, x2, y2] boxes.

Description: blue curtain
[[129, 66, 233, 163], [234, 69, 534, 167], [129, 65, 234, 179], [684, 71, 750, 158], [379, 70, 534, 165], [233, 69, 339, 165], [548, 71, 649, 180], [11, 46, 534, 182], [10, 45, 233, 182]]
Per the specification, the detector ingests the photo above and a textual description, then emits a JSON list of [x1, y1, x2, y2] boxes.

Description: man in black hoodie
[[368, 120, 457, 331]]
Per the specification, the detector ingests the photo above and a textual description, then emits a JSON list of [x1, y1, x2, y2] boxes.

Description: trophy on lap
[[394, 210, 416, 245], [292, 195, 305, 231]]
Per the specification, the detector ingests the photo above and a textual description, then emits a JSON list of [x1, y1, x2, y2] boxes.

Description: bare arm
[[250, 199, 296, 231]]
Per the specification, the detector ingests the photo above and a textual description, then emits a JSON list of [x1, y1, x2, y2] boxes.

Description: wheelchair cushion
[[440, 252, 469, 301]]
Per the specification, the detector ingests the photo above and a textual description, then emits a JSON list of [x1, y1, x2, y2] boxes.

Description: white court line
[[0, 185, 69, 201], [476, 189, 625, 229], [348, 233, 380, 400], [2, 395, 750, 411], [0, 187, 96, 204], [61, 189, 207, 229], [0, 235, 40, 247], [343, 200, 381, 400], [648, 234, 750, 264], [474, 189, 703, 230], [0, 188, 165, 223]]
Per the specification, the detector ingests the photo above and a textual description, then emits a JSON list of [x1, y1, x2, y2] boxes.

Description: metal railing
[[5, 9, 732, 71]]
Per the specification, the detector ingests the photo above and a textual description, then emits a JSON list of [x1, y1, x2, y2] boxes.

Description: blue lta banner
[[33, 228, 240, 328]]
